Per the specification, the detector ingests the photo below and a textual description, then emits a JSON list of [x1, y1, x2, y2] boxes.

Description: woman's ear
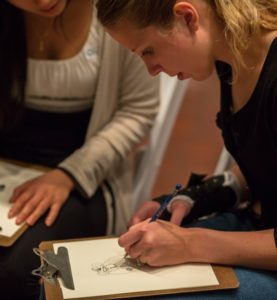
[[173, 2, 199, 32]]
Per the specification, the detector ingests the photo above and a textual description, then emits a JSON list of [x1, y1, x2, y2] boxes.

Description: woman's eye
[[142, 48, 154, 57]]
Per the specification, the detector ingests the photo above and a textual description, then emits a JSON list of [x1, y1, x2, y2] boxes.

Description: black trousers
[[0, 188, 107, 300]]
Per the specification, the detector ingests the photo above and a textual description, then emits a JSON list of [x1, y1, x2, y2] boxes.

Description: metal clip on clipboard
[[32, 246, 75, 290]]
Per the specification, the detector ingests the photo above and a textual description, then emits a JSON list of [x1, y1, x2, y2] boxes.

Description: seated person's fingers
[[45, 202, 62, 226], [15, 194, 42, 225], [8, 191, 33, 218], [26, 197, 52, 226], [10, 179, 33, 202]]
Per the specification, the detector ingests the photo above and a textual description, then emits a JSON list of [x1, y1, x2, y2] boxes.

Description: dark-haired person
[[0, 0, 159, 299], [96, 0, 277, 298]]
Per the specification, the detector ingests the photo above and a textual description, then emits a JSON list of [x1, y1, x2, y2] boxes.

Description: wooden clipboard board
[[39, 237, 239, 300], [0, 223, 28, 247], [0, 159, 48, 247]]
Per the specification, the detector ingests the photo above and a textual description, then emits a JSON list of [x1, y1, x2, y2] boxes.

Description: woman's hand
[[119, 220, 194, 266], [169, 199, 193, 225], [128, 201, 160, 227], [128, 199, 193, 227], [8, 169, 74, 226]]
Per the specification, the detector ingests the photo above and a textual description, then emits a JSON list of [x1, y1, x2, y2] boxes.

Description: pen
[[149, 183, 182, 222]]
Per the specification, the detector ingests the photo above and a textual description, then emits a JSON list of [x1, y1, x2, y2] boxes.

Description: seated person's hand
[[8, 169, 74, 227]]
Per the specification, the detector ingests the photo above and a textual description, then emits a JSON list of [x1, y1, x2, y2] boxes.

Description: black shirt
[[0, 108, 91, 167], [216, 37, 277, 228]]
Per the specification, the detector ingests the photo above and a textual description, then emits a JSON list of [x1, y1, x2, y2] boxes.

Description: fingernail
[[45, 220, 51, 227], [26, 219, 33, 226]]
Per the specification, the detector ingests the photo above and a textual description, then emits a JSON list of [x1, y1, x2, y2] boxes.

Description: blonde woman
[[0, 0, 159, 299], [96, 0, 277, 298]]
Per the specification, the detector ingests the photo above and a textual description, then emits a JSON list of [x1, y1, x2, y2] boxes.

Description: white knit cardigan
[[59, 24, 160, 235]]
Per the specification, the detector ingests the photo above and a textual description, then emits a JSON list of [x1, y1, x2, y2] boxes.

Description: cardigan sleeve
[[58, 34, 159, 197]]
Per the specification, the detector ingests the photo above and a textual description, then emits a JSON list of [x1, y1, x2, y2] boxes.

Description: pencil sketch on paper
[[91, 255, 144, 275], [53, 239, 219, 300]]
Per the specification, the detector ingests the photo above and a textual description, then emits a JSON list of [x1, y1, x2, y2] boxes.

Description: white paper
[[0, 161, 43, 237], [54, 238, 219, 299]]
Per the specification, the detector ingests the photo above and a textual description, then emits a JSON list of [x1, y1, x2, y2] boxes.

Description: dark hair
[[0, 1, 73, 131], [96, 0, 176, 29], [0, 1, 27, 130]]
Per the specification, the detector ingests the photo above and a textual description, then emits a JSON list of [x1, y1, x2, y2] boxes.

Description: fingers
[[170, 200, 192, 225], [8, 190, 34, 219], [26, 196, 52, 226], [12, 193, 63, 226], [119, 224, 144, 250], [14, 192, 47, 225], [119, 221, 160, 261], [128, 201, 160, 227], [45, 203, 62, 226], [119, 222, 151, 259], [9, 183, 28, 203], [8, 171, 71, 227]]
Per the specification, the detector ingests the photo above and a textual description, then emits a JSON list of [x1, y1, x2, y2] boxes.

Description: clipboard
[[0, 159, 47, 247], [37, 237, 239, 300], [0, 223, 29, 247]]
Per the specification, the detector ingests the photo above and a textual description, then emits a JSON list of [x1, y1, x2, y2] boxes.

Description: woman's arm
[[59, 35, 159, 197], [129, 163, 251, 227], [8, 34, 159, 226], [190, 227, 277, 270], [119, 220, 277, 270]]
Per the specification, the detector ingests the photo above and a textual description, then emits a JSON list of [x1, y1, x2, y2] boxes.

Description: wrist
[[54, 168, 74, 190], [183, 228, 216, 263], [188, 228, 226, 264]]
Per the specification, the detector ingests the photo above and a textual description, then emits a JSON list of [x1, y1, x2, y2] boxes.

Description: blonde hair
[[97, 0, 277, 71], [210, 0, 277, 72]]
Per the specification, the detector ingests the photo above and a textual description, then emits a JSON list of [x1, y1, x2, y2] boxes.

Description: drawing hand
[[8, 169, 74, 226], [119, 220, 193, 266], [128, 201, 160, 227]]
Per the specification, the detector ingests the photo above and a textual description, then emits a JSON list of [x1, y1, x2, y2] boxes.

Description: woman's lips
[[40, 2, 58, 12]]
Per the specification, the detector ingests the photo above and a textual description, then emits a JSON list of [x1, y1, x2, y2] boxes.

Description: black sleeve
[[269, 82, 277, 138], [153, 173, 237, 223]]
